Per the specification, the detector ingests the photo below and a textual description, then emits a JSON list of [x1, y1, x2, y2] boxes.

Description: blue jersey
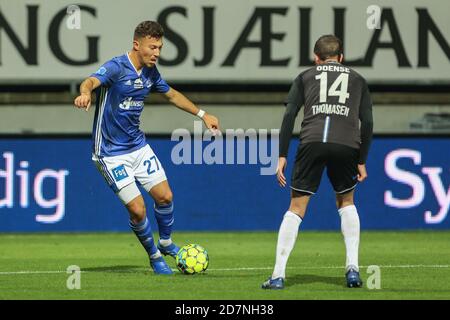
[[90, 53, 170, 157]]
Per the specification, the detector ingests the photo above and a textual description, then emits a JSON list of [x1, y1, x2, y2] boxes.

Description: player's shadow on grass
[[286, 273, 344, 288], [82, 265, 145, 273]]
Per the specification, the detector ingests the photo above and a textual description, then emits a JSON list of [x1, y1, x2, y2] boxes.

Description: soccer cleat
[[157, 242, 180, 258], [346, 267, 363, 288], [150, 256, 173, 275], [261, 277, 284, 290]]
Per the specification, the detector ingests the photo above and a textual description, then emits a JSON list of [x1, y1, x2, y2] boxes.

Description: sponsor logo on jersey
[[125, 79, 132, 86], [118, 97, 144, 110], [134, 78, 143, 89], [111, 164, 128, 182]]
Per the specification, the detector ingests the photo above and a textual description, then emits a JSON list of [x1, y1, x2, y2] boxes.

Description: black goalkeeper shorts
[[290, 142, 359, 194]]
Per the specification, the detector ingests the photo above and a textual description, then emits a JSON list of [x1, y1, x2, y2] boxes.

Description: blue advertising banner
[[0, 137, 449, 232]]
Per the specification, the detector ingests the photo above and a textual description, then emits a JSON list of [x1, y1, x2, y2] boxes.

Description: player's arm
[[278, 76, 303, 187], [163, 87, 220, 132], [357, 82, 374, 182], [74, 77, 101, 112]]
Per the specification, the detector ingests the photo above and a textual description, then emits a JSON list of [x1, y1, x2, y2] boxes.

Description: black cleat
[[346, 267, 363, 288]]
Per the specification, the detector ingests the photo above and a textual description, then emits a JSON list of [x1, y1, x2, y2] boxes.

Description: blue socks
[[129, 202, 175, 259], [154, 202, 174, 240], [129, 216, 158, 257]]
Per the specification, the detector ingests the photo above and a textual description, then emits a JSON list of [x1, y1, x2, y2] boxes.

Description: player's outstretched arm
[[163, 87, 220, 132], [74, 77, 101, 112]]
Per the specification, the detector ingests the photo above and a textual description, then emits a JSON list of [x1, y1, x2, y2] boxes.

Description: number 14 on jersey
[[315, 72, 350, 104]]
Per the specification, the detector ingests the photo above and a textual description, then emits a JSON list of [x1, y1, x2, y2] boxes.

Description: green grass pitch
[[0, 231, 449, 300]]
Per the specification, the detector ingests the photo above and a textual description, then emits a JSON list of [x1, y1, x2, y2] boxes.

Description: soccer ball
[[176, 244, 209, 274]]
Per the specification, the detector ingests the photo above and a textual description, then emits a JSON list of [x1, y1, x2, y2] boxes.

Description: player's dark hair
[[314, 35, 343, 60], [134, 21, 164, 40]]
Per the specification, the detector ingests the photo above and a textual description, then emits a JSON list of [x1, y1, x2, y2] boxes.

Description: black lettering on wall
[[299, 7, 313, 66], [194, 7, 214, 67], [48, 5, 98, 66], [0, 5, 38, 65], [417, 8, 450, 67], [333, 7, 365, 66], [363, 8, 411, 67], [222, 7, 290, 66], [158, 6, 188, 66]]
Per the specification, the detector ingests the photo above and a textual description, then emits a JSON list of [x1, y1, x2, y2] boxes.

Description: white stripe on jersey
[[95, 87, 108, 156], [322, 116, 330, 143], [94, 87, 104, 155]]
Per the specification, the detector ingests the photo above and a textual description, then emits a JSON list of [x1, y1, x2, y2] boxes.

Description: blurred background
[[0, 0, 449, 232]]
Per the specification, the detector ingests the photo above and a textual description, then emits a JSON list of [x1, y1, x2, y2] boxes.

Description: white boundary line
[[0, 264, 448, 275]]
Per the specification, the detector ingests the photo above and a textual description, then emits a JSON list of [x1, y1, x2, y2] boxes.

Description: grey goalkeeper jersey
[[279, 61, 373, 163]]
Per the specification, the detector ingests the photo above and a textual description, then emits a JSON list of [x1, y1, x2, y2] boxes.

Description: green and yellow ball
[[176, 244, 209, 274]]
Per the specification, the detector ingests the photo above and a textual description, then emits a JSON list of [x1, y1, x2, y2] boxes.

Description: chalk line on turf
[[0, 264, 449, 275]]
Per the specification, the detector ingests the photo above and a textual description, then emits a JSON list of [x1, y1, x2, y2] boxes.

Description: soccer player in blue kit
[[74, 21, 219, 274]]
